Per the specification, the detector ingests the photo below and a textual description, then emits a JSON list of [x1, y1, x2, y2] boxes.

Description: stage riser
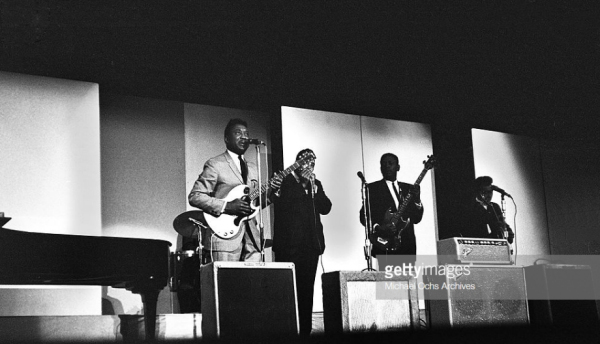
[[0, 287, 101, 316], [0, 314, 201, 342]]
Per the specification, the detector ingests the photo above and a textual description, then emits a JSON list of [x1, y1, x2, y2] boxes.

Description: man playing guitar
[[188, 118, 282, 262], [359, 153, 425, 265]]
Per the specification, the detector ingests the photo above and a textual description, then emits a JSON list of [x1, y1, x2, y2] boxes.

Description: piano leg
[[140, 289, 160, 341]]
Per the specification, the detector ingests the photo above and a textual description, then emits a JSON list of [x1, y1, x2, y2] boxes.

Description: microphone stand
[[186, 217, 207, 263], [255, 144, 266, 263], [197, 227, 204, 265], [359, 175, 375, 271], [500, 194, 508, 241]]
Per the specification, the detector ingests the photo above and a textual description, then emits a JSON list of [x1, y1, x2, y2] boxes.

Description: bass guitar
[[203, 151, 316, 239], [370, 155, 436, 252]]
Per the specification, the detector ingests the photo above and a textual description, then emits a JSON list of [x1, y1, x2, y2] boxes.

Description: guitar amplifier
[[201, 262, 299, 340], [437, 237, 512, 265]]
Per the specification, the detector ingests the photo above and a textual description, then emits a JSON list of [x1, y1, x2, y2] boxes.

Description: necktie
[[239, 155, 248, 183], [392, 182, 403, 207]]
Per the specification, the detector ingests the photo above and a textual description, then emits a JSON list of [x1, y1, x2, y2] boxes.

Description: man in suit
[[462, 176, 514, 243], [360, 153, 424, 263], [273, 148, 332, 337], [188, 118, 281, 262]]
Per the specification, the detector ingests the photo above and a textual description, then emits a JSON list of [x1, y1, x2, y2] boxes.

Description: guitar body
[[200, 151, 316, 240], [369, 207, 411, 252], [203, 184, 259, 239]]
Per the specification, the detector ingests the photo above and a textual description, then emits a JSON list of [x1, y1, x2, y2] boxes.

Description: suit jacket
[[360, 179, 424, 256], [273, 174, 332, 256], [188, 151, 259, 252], [462, 200, 514, 242]]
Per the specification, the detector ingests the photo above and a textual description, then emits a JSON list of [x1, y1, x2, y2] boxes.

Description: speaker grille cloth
[[448, 267, 528, 326], [346, 281, 411, 332], [216, 268, 297, 339]]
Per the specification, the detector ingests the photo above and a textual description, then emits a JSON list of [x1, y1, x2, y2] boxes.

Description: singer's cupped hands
[[300, 169, 315, 181]]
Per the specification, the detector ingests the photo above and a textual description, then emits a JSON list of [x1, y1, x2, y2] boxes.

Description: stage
[[0, 312, 597, 343]]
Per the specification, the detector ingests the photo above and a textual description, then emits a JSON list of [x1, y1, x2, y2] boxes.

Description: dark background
[[2, 1, 598, 139]]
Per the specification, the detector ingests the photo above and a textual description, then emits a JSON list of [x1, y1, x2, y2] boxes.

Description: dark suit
[[462, 200, 514, 243], [360, 179, 424, 257], [188, 151, 261, 260], [273, 173, 332, 336]]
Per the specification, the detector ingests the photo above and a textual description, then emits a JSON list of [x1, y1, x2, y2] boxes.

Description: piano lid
[[0, 227, 171, 290]]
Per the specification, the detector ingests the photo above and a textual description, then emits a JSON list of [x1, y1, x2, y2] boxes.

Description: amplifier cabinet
[[437, 237, 512, 265], [425, 265, 529, 328], [200, 262, 299, 340], [524, 264, 599, 328], [322, 271, 420, 334]]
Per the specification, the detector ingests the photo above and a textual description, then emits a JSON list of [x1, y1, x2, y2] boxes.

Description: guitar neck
[[393, 167, 429, 217], [248, 160, 304, 201]]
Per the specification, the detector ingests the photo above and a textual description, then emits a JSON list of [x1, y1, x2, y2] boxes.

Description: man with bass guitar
[[360, 153, 425, 264]]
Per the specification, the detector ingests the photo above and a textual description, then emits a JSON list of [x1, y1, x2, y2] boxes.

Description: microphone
[[246, 138, 266, 145], [357, 171, 366, 183], [491, 185, 512, 198], [310, 174, 315, 198]]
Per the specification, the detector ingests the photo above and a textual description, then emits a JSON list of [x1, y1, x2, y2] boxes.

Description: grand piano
[[0, 225, 171, 341]]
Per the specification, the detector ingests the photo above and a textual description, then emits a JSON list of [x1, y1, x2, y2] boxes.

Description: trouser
[[276, 250, 320, 336], [204, 223, 262, 262]]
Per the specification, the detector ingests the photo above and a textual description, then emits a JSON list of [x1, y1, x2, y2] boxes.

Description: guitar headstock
[[298, 150, 316, 168], [423, 155, 437, 170]]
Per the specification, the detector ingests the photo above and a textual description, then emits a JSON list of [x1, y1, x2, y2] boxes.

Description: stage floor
[[1, 311, 598, 343]]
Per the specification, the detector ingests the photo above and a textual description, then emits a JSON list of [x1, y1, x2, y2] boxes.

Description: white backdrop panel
[[472, 129, 550, 259], [0, 72, 101, 236]]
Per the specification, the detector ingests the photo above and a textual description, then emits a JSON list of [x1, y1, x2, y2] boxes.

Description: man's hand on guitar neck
[[409, 184, 423, 208], [409, 184, 421, 200], [224, 198, 252, 217]]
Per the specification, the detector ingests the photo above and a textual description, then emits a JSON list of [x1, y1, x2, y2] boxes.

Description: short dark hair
[[224, 118, 248, 137], [474, 176, 493, 193], [380, 153, 399, 165], [296, 148, 315, 161]]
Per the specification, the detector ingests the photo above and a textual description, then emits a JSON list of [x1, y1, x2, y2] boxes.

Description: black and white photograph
[[1, 1, 599, 343]]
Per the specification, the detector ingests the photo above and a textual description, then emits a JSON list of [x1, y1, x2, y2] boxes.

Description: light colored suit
[[188, 151, 260, 258]]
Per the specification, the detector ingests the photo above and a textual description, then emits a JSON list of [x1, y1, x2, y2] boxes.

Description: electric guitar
[[370, 155, 436, 252], [203, 151, 316, 239]]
